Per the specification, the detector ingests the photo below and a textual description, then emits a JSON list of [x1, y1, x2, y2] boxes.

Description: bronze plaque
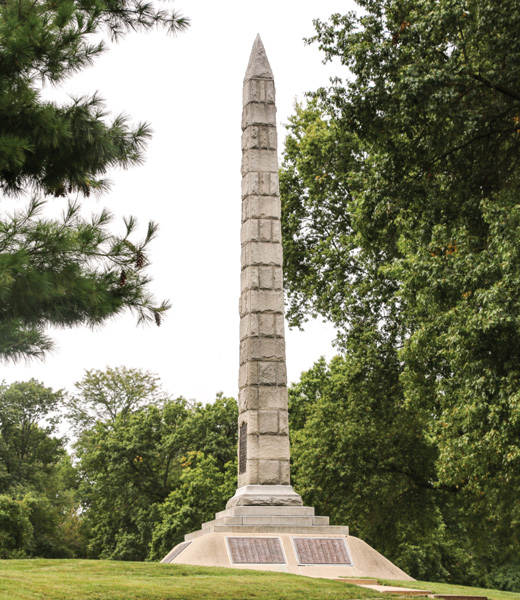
[[163, 541, 191, 563], [239, 421, 247, 474], [293, 537, 351, 565], [227, 537, 285, 564]]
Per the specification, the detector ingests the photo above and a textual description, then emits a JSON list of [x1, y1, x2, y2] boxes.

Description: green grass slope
[[0, 560, 518, 600], [0, 560, 382, 600]]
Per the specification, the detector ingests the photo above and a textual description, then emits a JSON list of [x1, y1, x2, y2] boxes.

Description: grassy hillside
[[0, 560, 383, 600], [0, 560, 518, 600]]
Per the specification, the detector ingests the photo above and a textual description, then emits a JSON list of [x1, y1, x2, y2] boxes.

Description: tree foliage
[[281, 0, 520, 587], [0, 372, 238, 561], [0, 380, 82, 557], [148, 451, 236, 561], [0, 0, 189, 196], [74, 382, 237, 560], [0, 0, 188, 361], [289, 356, 491, 584], [0, 379, 64, 493], [67, 366, 167, 435]]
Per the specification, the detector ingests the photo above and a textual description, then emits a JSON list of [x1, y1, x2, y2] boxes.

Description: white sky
[[2, 0, 356, 402]]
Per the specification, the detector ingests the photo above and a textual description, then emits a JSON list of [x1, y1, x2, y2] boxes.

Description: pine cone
[[154, 311, 162, 327], [135, 250, 144, 269], [120, 270, 127, 287]]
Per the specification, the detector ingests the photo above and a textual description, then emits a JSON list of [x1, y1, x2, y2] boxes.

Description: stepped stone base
[[161, 505, 413, 581], [185, 504, 347, 541]]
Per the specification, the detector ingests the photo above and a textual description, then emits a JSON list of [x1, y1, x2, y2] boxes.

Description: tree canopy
[[0, 371, 238, 561], [288, 355, 514, 585], [0, 0, 189, 361], [0, 380, 81, 558], [67, 366, 167, 435], [281, 0, 520, 587], [73, 385, 237, 561]]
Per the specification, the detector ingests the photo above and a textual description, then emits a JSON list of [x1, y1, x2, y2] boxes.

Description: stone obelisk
[[226, 35, 302, 508], [160, 37, 411, 583]]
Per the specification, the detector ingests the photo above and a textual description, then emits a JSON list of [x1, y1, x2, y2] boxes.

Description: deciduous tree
[[75, 392, 237, 560], [281, 0, 520, 586], [67, 366, 166, 435], [0, 380, 83, 557]]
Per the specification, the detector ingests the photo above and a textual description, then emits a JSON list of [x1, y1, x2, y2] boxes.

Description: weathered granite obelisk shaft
[[227, 35, 302, 507], [160, 36, 410, 580]]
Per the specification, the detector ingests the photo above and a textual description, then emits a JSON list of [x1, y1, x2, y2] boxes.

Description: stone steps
[[349, 583, 486, 599], [185, 524, 349, 542], [215, 505, 315, 519], [336, 578, 381, 585], [202, 515, 329, 529], [359, 585, 432, 596], [185, 503, 347, 542]]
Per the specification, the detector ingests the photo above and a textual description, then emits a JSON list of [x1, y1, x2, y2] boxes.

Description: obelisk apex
[[244, 34, 274, 81], [227, 36, 302, 508]]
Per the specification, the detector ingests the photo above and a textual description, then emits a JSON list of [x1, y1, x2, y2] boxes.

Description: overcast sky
[[3, 0, 357, 401]]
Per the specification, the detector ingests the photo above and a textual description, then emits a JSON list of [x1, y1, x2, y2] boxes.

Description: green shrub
[[0, 495, 33, 558]]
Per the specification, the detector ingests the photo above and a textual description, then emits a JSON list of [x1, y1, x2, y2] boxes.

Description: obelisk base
[[161, 499, 412, 580], [226, 485, 303, 508], [160, 505, 413, 581]]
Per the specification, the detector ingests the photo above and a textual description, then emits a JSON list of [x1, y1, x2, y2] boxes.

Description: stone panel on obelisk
[[160, 36, 412, 583]]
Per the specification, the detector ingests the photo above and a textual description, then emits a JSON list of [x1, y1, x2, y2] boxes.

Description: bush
[[0, 496, 33, 558], [487, 563, 520, 593]]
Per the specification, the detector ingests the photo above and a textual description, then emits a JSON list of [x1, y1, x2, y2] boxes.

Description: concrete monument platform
[[162, 529, 411, 580], [161, 35, 413, 581]]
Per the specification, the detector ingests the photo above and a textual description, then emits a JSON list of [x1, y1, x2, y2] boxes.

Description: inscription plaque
[[227, 537, 285, 564], [239, 421, 247, 474], [293, 537, 351, 565], [163, 541, 191, 563]]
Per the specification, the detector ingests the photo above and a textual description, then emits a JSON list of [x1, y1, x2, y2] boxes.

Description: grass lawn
[[0, 559, 383, 600], [0, 560, 518, 600]]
